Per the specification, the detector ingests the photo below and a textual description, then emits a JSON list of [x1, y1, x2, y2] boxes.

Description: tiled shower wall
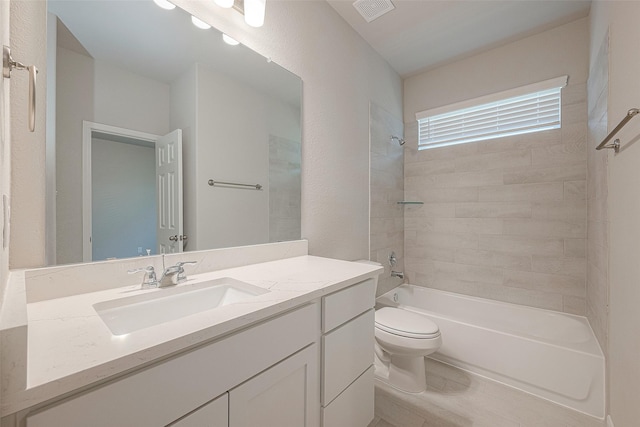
[[403, 83, 588, 314], [586, 33, 609, 355], [269, 135, 302, 243], [370, 103, 405, 297]]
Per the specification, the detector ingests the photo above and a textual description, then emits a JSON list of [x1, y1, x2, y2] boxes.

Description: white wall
[[590, 2, 640, 425], [55, 47, 170, 264], [171, 0, 402, 260], [9, 0, 47, 268], [196, 63, 270, 249]]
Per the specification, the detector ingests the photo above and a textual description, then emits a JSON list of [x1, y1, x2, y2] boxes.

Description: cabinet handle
[[3, 45, 38, 132]]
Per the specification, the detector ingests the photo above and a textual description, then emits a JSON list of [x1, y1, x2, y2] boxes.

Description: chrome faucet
[[391, 271, 404, 280], [159, 260, 198, 287], [128, 266, 158, 289]]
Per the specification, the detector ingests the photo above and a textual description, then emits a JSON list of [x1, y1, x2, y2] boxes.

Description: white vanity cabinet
[[321, 278, 376, 427], [21, 303, 320, 427], [169, 393, 228, 427]]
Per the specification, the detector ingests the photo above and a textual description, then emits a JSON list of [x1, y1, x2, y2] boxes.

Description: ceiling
[[327, 0, 591, 77]]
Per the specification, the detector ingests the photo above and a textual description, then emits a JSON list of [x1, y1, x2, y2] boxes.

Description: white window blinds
[[416, 76, 568, 150]]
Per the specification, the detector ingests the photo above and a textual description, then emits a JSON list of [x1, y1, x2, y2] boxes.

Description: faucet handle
[[128, 266, 158, 289], [175, 261, 198, 282]]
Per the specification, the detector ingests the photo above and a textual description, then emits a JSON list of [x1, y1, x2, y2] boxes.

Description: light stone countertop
[[1, 255, 382, 416]]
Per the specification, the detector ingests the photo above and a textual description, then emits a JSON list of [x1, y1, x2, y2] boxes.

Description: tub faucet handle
[[391, 271, 404, 280]]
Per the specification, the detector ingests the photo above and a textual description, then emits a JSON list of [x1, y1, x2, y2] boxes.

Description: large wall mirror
[[46, 0, 302, 265]]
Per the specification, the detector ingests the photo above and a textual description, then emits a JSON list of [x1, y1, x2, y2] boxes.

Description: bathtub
[[377, 285, 605, 419]]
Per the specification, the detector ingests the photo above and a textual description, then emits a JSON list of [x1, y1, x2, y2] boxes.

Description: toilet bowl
[[374, 306, 442, 393]]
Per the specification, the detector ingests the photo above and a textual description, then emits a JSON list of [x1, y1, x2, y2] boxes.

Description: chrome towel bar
[[596, 108, 640, 153], [208, 179, 262, 190]]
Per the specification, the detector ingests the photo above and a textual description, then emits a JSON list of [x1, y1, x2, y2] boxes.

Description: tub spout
[[391, 271, 404, 279]]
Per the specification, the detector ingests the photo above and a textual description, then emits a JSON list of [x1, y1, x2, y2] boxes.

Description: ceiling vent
[[353, 0, 395, 23]]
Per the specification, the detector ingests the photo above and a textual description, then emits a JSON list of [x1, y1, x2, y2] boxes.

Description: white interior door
[[156, 129, 183, 254]]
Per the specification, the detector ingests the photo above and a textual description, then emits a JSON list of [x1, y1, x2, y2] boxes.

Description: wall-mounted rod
[[596, 108, 640, 153], [208, 179, 262, 190]]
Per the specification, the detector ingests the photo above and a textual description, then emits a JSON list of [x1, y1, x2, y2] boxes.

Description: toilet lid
[[375, 307, 440, 338]]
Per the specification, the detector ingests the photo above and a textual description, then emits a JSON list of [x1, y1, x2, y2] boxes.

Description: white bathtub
[[377, 285, 605, 419]]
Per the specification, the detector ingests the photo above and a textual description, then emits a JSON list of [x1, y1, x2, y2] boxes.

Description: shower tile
[[531, 141, 586, 167], [531, 255, 586, 279], [478, 235, 564, 256], [476, 128, 561, 153], [478, 182, 564, 202], [564, 180, 587, 201], [531, 200, 586, 221], [454, 248, 531, 271], [563, 295, 587, 315], [564, 238, 586, 258], [503, 164, 585, 184], [503, 269, 584, 297], [455, 202, 532, 218], [454, 149, 531, 173], [502, 218, 585, 238], [562, 101, 588, 125], [414, 187, 479, 203]]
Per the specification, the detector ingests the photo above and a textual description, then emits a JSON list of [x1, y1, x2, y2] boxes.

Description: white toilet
[[374, 307, 442, 393]]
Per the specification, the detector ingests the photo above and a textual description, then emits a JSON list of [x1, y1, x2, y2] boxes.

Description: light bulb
[[214, 0, 235, 8], [222, 34, 240, 46], [153, 0, 176, 10], [244, 0, 265, 28], [191, 15, 211, 30]]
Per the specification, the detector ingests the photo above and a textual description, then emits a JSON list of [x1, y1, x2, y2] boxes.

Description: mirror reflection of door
[[83, 122, 183, 261]]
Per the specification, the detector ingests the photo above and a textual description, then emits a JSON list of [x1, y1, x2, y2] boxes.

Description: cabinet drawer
[[322, 309, 374, 405], [322, 279, 375, 332], [169, 393, 228, 427], [322, 366, 373, 427], [26, 303, 319, 427]]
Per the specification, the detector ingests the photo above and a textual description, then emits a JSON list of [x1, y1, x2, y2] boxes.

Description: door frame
[[81, 121, 160, 262]]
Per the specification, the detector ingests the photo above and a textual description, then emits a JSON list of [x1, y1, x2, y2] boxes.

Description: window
[[416, 76, 568, 150]]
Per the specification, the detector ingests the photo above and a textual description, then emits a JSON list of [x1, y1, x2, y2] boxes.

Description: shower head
[[390, 135, 405, 146]]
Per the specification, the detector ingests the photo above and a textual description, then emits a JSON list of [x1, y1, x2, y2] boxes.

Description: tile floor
[[370, 358, 605, 427]]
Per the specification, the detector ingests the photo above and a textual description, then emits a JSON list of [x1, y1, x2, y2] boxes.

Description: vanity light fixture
[[214, 0, 235, 8], [222, 34, 240, 45], [191, 15, 212, 29], [153, 0, 176, 10], [244, 0, 266, 27]]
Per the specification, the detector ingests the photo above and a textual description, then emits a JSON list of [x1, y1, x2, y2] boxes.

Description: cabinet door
[[229, 344, 319, 427], [169, 393, 228, 427]]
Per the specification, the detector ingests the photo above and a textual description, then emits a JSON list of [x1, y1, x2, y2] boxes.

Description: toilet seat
[[375, 307, 440, 339]]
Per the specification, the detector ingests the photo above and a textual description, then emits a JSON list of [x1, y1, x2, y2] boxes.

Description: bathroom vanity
[[0, 241, 381, 427]]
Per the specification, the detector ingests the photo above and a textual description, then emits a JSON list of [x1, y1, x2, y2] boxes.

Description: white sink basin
[[93, 277, 269, 335]]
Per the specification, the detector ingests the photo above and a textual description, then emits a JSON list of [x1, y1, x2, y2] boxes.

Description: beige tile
[[477, 282, 564, 311], [476, 129, 561, 153], [455, 248, 531, 271], [563, 295, 587, 315], [414, 218, 503, 235], [479, 182, 564, 202], [503, 218, 585, 238], [415, 231, 479, 250], [503, 164, 586, 185], [564, 238, 586, 258], [531, 141, 586, 167], [455, 202, 531, 218], [479, 235, 564, 256], [562, 82, 587, 106], [405, 159, 456, 177], [562, 101, 587, 125], [405, 170, 503, 189], [531, 255, 586, 279], [454, 149, 531, 172], [503, 269, 585, 297], [531, 200, 586, 221], [414, 187, 479, 203], [375, 388, 426, 427], [404, 203, 456, 219], [564, 180, 586, 201]]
